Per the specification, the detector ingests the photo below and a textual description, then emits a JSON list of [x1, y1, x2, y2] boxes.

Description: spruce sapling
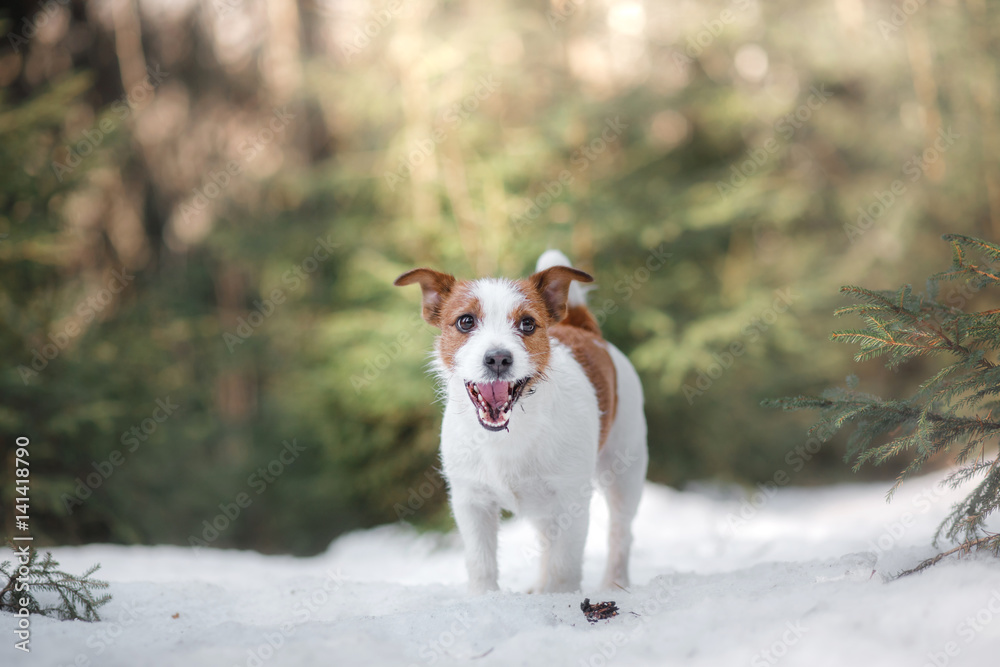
[[0, 543, 111, 621], [765, 234, 1000, 575]]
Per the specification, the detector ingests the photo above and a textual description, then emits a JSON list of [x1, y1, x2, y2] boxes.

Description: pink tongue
[[477, 381, 510, 410]]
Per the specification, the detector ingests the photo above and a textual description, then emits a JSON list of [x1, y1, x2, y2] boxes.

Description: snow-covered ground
[[5, 471, 1000, 667]]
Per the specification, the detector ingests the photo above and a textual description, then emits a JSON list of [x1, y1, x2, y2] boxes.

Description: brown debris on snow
[[580, 598, 619, 623]]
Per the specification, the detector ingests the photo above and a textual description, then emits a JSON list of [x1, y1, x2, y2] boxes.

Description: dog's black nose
[[483, 349, 513, 374]]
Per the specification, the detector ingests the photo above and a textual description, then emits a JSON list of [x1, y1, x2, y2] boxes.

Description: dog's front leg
[[536, 501, 591, 593], [452, 490, 500, 594]]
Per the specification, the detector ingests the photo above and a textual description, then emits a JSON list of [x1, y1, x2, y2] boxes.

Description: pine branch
[[835, 285, 920, 324], [942, 234, 1000, 263], [895, 534, 1000, 579], [944, 461, 995, 489], [766, 234, 1000, 575], [0, 567, 17, 603], [0, 544, 111, 622], [784, 397, 1000, 432]]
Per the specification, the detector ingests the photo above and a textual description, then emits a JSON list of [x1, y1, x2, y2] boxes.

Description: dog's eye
[[456, 314, 476, 333], [519, 317, 536, 335]]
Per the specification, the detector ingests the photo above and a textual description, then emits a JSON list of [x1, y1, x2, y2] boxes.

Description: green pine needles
[[0, 544, 111, 621], [765, 234, 1000, 574]]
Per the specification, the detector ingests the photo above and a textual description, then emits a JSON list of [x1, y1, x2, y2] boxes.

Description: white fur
[[449, 279, 536, 385], [434, 254, 648, 594], [596, 342, 648, 589]]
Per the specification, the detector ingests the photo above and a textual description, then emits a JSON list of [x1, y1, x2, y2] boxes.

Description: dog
[[395, 250, 648, 594]]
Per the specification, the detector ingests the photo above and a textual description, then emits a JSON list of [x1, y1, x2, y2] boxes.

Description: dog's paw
[[532, 577, 581, 594], [526, 581, 545, 594], [468, 579, 500, 595]]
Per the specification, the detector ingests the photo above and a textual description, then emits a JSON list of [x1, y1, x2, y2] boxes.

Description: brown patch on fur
[[562, 304, 601, 336], [549, 322, 618, 448], [512, 282, 556, 380], [432, 281, 483, 371], [518, 274, 616, 447]]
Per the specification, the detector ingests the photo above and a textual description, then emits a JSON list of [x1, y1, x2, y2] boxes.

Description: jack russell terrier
[[395, 250, 648, 594]]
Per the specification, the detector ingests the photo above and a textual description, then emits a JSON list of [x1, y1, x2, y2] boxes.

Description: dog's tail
[[536, 249, 587, 307], [535, 249, 600, 334]]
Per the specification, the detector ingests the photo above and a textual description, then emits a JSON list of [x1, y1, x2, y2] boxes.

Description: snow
[[5, 471, 1000, 667]]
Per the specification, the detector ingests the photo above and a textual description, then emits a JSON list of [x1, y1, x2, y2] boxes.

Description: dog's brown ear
[[394, 268, 457, 328], [528, 266, 594, 323]]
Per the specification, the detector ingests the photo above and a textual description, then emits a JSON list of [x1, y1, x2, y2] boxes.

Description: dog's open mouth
[[465, 379, 528, 431]]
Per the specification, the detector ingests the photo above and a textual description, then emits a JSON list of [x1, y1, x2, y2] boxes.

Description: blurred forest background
[[2, 0, 999, 555]]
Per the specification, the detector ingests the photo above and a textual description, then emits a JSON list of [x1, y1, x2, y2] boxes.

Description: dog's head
[[395, 265, 593, 431]]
